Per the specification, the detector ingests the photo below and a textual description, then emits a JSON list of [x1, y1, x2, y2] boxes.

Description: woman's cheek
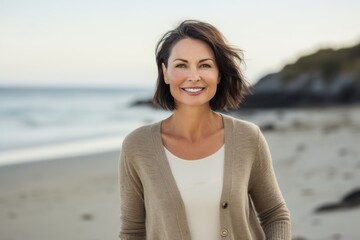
[[170, 70, 186, 83]]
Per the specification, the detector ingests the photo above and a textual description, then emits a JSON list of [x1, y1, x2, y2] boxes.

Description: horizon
[[1, 0, 359, 88], [1, 40, 359, 90], [0, 84, 155, 90]]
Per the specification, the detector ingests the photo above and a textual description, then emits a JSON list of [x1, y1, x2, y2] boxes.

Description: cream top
[[164, 145, 225, 240]]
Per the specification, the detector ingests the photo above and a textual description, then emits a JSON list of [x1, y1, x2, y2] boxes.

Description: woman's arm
[[249, 128, 291, 239], [119, 147, 146, 240]]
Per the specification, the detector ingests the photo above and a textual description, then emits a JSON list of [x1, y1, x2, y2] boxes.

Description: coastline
[[0, 136, 124, 167], [0, 106, 359, 239]]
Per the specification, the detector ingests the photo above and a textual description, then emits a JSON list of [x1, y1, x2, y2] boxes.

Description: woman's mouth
[[182, 87, 205, 94]]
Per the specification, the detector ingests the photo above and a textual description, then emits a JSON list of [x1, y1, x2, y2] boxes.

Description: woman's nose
[[187, 68, 200, 82]]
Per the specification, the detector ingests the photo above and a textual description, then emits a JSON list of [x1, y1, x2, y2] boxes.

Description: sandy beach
[[0, 151, 121, 240], [1, 106, 360, 240]]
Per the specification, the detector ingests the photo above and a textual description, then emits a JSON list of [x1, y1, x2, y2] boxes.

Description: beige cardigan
[[119, 114, 291, 239]]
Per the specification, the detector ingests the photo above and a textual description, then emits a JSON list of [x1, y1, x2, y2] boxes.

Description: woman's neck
[[164, 106, 223, 143]]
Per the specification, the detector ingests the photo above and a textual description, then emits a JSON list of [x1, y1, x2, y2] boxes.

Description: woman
[[119, 20, 291, 239]]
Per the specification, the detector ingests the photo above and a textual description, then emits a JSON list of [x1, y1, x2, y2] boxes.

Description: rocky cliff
[[242, 43, 360, 108]]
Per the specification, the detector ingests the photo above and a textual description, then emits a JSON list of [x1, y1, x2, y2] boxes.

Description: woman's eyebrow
[[199, 58, 215, 63], [173, 58, 188, 62], [173, 58, 215, 62]]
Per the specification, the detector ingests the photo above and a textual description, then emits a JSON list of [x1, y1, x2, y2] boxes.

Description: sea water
[[0, 87, 171, 166]]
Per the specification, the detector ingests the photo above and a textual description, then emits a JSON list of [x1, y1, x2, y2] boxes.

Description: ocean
[[0, 87, 171, 166]]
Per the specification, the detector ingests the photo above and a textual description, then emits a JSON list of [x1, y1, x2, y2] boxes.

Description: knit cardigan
[[119, 114, 291, 240]]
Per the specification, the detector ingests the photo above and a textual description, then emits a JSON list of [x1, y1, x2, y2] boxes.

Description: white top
[[164, 145, 224, 240]]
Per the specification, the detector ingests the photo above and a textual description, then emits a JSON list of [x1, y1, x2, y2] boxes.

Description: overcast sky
[[1, 0, 359, 88]]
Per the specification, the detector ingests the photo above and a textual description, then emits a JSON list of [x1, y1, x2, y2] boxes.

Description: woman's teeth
[[183, 88, 203, 93]]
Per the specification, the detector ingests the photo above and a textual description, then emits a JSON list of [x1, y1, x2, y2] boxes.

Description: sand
[[0, 151, 121, 240], [0, 106, 360, 240]]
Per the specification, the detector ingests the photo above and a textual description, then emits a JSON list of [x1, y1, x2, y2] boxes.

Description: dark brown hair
[[153, 20, 250, 110]]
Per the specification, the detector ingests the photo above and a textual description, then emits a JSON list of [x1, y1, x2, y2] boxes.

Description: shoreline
[[0, 136, 124, 167]]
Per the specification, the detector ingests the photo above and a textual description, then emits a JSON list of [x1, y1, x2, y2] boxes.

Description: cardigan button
[[221, 228, 228, 237], [221, 201, 228, 209]]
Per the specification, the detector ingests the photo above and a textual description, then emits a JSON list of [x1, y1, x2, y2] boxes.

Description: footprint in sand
[[81, 213, 94, 221]]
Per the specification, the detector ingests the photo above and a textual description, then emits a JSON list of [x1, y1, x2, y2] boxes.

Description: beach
[[0, 151, 121, 240], [0, 106, 360, 240]]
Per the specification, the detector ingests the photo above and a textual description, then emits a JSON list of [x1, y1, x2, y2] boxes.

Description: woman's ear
[[217, 74, 221, 84], [162, 63, 169, 84]]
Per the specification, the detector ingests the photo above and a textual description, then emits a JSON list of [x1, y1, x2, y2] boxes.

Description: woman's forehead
[[169, 38, 215, 60]]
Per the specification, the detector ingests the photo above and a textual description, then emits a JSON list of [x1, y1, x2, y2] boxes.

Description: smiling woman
[[161, 38, 220, 109], [153, 20, 250, 111], [119, 20, 291, 240]]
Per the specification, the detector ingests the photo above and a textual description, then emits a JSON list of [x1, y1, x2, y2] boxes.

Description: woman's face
[[162, 38, 220, 110]]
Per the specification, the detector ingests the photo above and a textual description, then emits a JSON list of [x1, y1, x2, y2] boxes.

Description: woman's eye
[[200, 64, 211, 68], [175, 64, 186, 68]]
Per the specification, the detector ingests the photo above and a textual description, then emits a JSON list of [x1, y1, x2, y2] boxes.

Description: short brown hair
[[153, 20, 250, 110]]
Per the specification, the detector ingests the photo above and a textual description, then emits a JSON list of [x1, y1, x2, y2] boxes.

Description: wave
[[0, 135, 125, 167]]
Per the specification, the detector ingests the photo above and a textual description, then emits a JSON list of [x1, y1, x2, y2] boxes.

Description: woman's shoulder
[[222, 113, 260, 134], [222, 113, 263, 148], [122, 121, 161, 149]]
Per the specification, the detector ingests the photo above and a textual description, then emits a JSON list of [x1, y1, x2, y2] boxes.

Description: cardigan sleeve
[[248, 127, 291, 239], [119, 145, 146, 240]]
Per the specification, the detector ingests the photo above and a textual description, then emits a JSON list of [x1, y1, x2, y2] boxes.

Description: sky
[[0, 0, 359, 88]]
